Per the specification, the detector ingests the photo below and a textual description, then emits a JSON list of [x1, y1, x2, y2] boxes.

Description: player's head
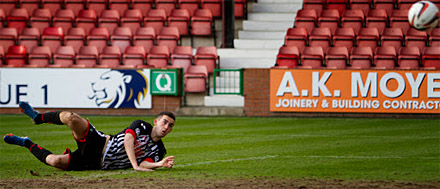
[[153, 111, 176, 139]]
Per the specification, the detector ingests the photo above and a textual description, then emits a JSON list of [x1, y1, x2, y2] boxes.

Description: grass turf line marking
[[176, 133, 439, 139]]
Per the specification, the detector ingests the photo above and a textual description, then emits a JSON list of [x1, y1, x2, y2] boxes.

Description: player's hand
[[133, 166, 153, 172], [161, 156, 175, 168]]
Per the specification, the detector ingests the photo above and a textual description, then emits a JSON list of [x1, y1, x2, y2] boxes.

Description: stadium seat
[[27, 46, 51, 67], [365, 9, 388, 34], [29, 9, 52, 34], [308, 27, 332, 53], [300, 47, 324, 69], [41, 27, 64, 53], [397, 0, 417, 10], [0, 46, 4, 65], [157, 27, 180, 52], [374, 46, 397, 69], [177, 0, 200, 16], [405, 28, 428, 52], [108, 0, 130, 15], [194, 46, 218, 74], [18, 28, 40, 53], [0, 9, 5, 29], [98, 10, 121, 35], [380, 28, 403, 51], [356, 27, 379, 50], [341, 9, 364, 35], [332, 27, 355, 51], [390, 9, 410, 35], [0, 1, 16, 16], [64, 27, 86, 53], [317, 9, 340, 35], [75, 46, 98, 67], [349, 0, 371, 15], [52, 46, 75, 67], [325, 0, 347, 16], [350, 47, 373, 69], [132, 0, 154, 13], [7, 8, 29, 33], [168, 9, 190, 36], [121, 9, 143, 33], [302, 0, 324, 16], [398, 47, 420, 69], [276, 46, 300, 68], [201, 0, 221, 18], [133, 27, 156, 53], [76, 9, 98, 35], [284, 27, 308, 52], [5, 45, 27, 67], [190, 9, 214, 37], [325, 47, 349, 69], [294, 9, 318, 35], [111, 27, 132, 53], [373, 0, 394, 15], [147, 45, 170, 68], [171, 45, 193, 72], [87, 27, 110, 53], [18, 0, 39, 17], [64, 0, 85, 16], [87, 0, 107, 16], [156, 0, 177, 16], [184, 65, 208, 92], [98, 46, 121, 68], [122, 46, 148, 68], [429, 28, 440, 47], [234, 0, 247, 18], [41, 0, 62, 15], [144, 9, 167, 34], [0, 28, 18, 52], [53, 9, 75, 34], [422, 47, 440, 69]]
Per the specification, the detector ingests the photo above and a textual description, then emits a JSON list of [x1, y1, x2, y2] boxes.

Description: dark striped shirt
[[101, 120, 166, 170]]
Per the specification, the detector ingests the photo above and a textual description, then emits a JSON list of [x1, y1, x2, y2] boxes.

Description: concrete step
[[219, 57, 276, 69], [258, 0, 303, 3], [238, 30, 286, 39], [234, 39, 284, 49], [252, 3, 302, 13], [218, 49, 278, 58], [247, 13, 296, 22], [178, 106, 245, 116], [243, 20, 293, 31], [204, 95, 244, 107]]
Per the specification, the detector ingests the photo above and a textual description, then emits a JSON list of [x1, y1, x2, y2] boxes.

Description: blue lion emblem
[[89, 69, 149, 108]]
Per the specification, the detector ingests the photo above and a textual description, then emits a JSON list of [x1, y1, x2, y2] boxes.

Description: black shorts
[[65, 121, 107, 171]]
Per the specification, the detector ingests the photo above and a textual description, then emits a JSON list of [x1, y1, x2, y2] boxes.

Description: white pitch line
[[174, 155, 279, 168]]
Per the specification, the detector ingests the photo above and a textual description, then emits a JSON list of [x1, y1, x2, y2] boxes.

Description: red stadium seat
[[398, 47, 420, 69], [98, 46, 122, 68], [325, 47, 349, 69], [308, 27, 331, 53], [284, 27, 308, 52], [18, 0, 39, 17], [356, 27, 379, 50], [5, 45, 27, 67], [121, 9, 143, 33], [76, 9, 98, 35], [325, 0, 347, 16], [349, 0, 370, 15], [111, 27, 133, 53], [29, 9, 52, 34], [132, 0, 154, 13], [276, 46, 300, 68], [7, 8, 29, 33], [147, 45, 170, 68], [18, 28, 40, 53], [429, 28, 440, 47], [350, 47, 373, 69], [52, 46, 75, 67], [0, 8, 5, 29], [87, 0, 106, 16], [64, 0, 85, 16], [108, 0, 130, 15], [75, 46, 98, 67], [405, 28, 428, 52], [390, 9, 410, 35], [184, 65, 208, 92], [144, 9, 167, 34], [194, 46, 218, 74], [422, 47, 440, 69], [332, 27, 355, 51], [64, 27, 86, 53], [53, 9, 75, 34], [122, 46, 148, 68], [380, 28, 403, 51], [0, 46, 4, 65], [156, 0, 177, 16], [318, 9, 340, 35], [178, 0, 200, 16], [41, 0, 62, 15], [98, 10, 121, 35], [0, 28, 18, 52], [157, 27, 180, 52], [302, 0, 324, 16], [234, 0, 246, 18], [201, 0, 221, 18], [133, 27, 156, 53], [294, 9, 318, 35], [27, 46, 51, 67], [397, 0, 417, 10], [41, 27, 64, 53], [190, 9, 214, 36], [374, 47, 397, 69], [87, 27, 110, 53], [0, 1, 16, 16], [168, 9, 190, 36], [300, 47, 324, 69], [373, 0, 394, 15], [341, 9, 364, 35], [365, 9, 388, 34], [171, 45, 193, 72]]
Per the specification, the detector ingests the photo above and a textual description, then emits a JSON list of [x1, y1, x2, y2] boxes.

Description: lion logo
[[88, 70, 149, 108]]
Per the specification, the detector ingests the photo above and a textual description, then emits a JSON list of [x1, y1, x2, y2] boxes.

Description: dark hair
[[158, 111, 176, 121]]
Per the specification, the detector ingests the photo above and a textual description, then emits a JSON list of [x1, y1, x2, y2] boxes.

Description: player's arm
[[124, 132, 153, 172], [139, 156, 175, 169]]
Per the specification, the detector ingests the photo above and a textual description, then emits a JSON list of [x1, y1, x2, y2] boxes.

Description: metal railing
[[213, 69, 243, 95]]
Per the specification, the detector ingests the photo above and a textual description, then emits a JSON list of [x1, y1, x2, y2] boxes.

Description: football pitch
[[0, 114, 439, 188]]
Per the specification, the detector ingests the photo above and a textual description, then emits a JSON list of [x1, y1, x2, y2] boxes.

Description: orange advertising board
[[270, 69, 440, 114]]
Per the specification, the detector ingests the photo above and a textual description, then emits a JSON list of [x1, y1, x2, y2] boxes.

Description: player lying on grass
[[3, 102, 175, 172]]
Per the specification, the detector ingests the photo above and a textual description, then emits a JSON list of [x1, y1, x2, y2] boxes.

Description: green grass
[[0, 115, 439, 182]]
